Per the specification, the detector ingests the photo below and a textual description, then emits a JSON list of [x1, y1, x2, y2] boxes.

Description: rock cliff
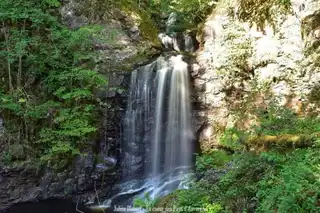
[[193, 0, 320, 151]]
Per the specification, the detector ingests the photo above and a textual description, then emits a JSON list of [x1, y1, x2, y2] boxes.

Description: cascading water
[[149, 54, 194, 198], [92, 13, 198, 212], [95, 54, 194, 212]]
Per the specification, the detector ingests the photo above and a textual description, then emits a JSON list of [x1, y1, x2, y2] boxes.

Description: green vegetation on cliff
[[0, 0, 106, 168], [237, 0, 291, 31], [147, 0, 214, 32], [0, 0, 214, 169], [137, 107, 320, 213]]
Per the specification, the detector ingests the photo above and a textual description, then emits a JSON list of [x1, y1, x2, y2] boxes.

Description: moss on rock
[[151, 191, 181, 213], [117, 0, 161, 47], [71, 0, 161, 47], [246, 133, 318, 152]]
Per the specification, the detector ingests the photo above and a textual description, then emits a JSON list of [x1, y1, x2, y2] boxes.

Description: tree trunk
[[2, 22, 13, 92], [17, 55, 22, 88]]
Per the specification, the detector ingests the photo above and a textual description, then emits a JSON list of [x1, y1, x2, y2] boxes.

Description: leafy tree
[[147, 0, 215, 31], [0, 0, 106, 168]]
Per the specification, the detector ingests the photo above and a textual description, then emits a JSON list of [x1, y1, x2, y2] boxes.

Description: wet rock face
[[158, 32, 198, 52], [193, 0, 320, 151], [0, 0, 159, 210], [0, 73, 129, 210], [0, 154, 119, 211], [0, 117, 4, 136], [158, 12, 199, 52]]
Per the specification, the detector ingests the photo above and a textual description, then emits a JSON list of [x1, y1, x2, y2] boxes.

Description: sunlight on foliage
[[237, 0, 291, 32], [0, 0, 107, 169], [133, 192, 158, 210], [171, 106, 320, 213], [195, 150, 232, 175], [148, 0, 215, 31]]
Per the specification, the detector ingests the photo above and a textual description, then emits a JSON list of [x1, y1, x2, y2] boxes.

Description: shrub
[[173, 107, 320, 213], [0, 0, 107, 169], [254, 105, 320, 135], [257, 149, 320, 213], [195, 150, 232, 175]]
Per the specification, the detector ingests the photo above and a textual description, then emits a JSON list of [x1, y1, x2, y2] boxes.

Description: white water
[[158, 33, 196, 53], [91, 17, 198, 210], [92, 55, 194, 212], [152, 67, 169, 178], [163, 55, 193, 186]]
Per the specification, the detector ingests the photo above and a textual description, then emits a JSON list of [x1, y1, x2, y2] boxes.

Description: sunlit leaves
[[148, 0, 214, 31], [25, 101, 61, 119], [237, 0, 291, 31], [0, 0, 107, 169], [43, 0, 61, 7], [257, 149, 320, 213]]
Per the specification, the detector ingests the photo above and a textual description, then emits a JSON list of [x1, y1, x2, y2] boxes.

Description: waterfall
[[121, 54, 194, 196], [97, 54, 194, 211], [164, 55, 193, 174], [94, 13, 198, 212], [152, 66, 168, 177], [121, 61, 157, 179]]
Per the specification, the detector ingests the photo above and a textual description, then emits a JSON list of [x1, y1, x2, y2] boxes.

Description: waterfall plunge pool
[[91, 166, 194, 213], [2, 199, 100, 213]]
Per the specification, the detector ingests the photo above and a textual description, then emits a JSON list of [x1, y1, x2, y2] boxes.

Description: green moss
[[118, 0, 161, 47], [137, 12, 161, 46], [79, 0, 161, 47], [8, 144, 26, 161], [247, 134, 316, 152], [308, 84, 320, 103], [152, 191, 182, 211], [111, 47, 160, 72]]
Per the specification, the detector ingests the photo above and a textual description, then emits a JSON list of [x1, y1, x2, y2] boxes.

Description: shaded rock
[[0, 117, 4, 136], [166, 12, 179, 33], [0, 157, 120, 211], [201, 169, 228, 183], [8, 144, 26, 161]]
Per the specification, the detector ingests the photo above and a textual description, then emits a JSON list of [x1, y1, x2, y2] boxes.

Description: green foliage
[[254, 105, 320, 135], [226, 150, 320, 213], [1, 152, 12, 165], [133, 192, 158, 210], [219, 106, 320, 153], [195, 150, 232, 175], [257, 149, 320, 213], [204, 203, 223, 213], [237, 0, 291, 32], [172, 188, 211, 212], [0, 0, 107, 168], [211, 153, 271, 212], [159, 186, 223, 213], [219, 128, 248, 151], [148, 0, 214, 31], [169, 0, 214, 27], [171, 107, 320, 213], [178, 149, 320, 213]]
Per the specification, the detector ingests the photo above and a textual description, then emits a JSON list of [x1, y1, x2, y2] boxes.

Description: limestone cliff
[[193, 0, 320, 151]]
